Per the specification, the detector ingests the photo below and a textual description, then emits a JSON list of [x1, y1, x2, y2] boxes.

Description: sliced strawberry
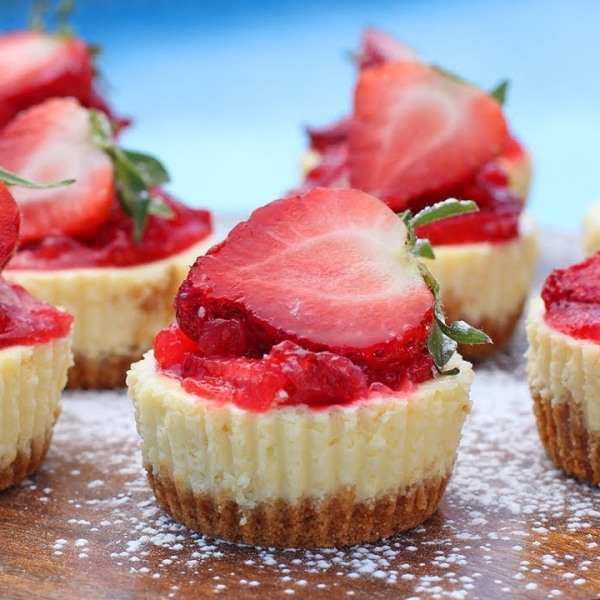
[[175, 187, 436, 388], [0, 97, 115, 244], [355, 27, 419, 70], [0, 30, 126, 130], [347, 61, 509, 211], [0, 183, 20, 270]]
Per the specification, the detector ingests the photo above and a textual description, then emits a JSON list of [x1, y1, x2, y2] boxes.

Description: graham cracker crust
[[532, 391, 600, 484], [146, 468, 450, 548], [0, 431, 53, 492], [67, 351, 142, 389], [444, 300, 525, 361]]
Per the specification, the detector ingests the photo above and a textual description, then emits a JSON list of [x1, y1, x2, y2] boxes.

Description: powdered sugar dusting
[[18, 341, 597, 599], [5, 233, 599, 597]]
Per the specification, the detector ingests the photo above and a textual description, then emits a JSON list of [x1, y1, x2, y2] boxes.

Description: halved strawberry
[[347, 61, 509, 211], [175, 187, 436, 388], [0, 29, 124, 130], [0, 97, 115, 244], [355, 27, 419, 70], [0, 182, 20, 270], [348, 62, 508, 209]]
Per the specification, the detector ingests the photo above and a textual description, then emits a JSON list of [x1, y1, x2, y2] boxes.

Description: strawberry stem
[[401, 200, 492, 373], [89, 110, 174, 243], [0, 166, 74, 189]]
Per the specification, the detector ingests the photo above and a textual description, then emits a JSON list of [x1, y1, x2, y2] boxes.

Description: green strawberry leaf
[[400, 200, 492, 373], [410, 198, 477, 229], [427, 321, 459, 376], [490, 80, 509, 105], [0, 166, 74, 189], [89, 109, 174, 243], [120, 149, 170, 186]]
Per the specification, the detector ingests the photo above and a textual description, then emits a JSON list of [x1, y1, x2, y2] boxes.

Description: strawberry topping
[[0, 97, 115, 245], [154, 326, 371, 411], [355, 27, 419, 70], [0, 30, 125, 130], [7, 189, 212, 269], [541, 253, 600, 343], [171, 188, 436, 399], [348, 61, 509, 209], [0, 279, 73, 349], [0, 183, 73, 348], [0, 182, 20, 270], [297, 29, 527, 246]]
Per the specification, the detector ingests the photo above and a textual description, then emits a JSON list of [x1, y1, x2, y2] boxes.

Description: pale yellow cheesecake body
[[526, 297, 600, 483], [5, 238, 213, 389], [0, 335, 73, 490], [424, 214, 539, 359], [127, 351, 473, 547], [582, 200, 600, 256]]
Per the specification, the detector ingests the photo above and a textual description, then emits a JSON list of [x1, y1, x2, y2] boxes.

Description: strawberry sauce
[[298, 122, 524, 246], [154, 324, 423, 412], [7, 191, 212, 270], [541, 253, 600, 343], [0, 278, 73, 349]]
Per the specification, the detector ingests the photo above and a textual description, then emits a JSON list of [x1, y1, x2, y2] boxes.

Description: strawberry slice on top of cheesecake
[[0, 26, 127, 131], [0, 182, 73, 491], [128, 186, 488, 548], [296, 28, 538, 359], [2, 96, 214, 389]]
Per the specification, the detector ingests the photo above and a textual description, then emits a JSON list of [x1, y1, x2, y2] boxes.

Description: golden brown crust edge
[[66, 351, 141, 389], [532, 391, 600, 484], [0, 431, 53, 492], [146, 468, 450, 548]]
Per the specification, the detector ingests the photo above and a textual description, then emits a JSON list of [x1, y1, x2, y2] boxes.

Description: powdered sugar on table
[[4, 230, 600, 599]]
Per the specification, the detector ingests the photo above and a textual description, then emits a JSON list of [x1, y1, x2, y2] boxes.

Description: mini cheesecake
[[0, 97, 214, 389], [128, 350, 472, 548], [0, 281, 73, 490], [128, 187, 481, 548], [526, 253, 600, 483]]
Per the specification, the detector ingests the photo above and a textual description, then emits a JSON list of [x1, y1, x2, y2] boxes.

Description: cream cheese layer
[[424, 214, 539, 325], [526, 297, 600, 434], [0, 335, 72, 468], [127, 352, 473, 508]]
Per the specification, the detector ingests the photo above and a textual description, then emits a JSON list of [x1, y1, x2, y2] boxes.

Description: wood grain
[[2, 230, 600, 600]]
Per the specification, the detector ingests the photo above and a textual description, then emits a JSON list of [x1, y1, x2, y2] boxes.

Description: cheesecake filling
[[425, 214, 539, 326], [0, 336, 73, 487], [526, 298, 600, 435], [128, 352, 473, 507]]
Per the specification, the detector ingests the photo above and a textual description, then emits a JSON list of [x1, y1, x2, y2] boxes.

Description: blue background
[[2, 0, 600, 233]]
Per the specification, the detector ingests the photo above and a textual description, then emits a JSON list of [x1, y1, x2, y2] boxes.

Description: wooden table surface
[[2, 231, 599, 600]]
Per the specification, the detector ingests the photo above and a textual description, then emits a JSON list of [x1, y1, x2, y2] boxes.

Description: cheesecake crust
[[67, 351, 142, 389], [0, 432, 53, 491], [532, 391, 600, 484], [146, 467, 450, 548]]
